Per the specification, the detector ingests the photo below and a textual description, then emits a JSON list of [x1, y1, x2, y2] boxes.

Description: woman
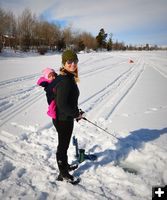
[[53, 50, 83, 183]]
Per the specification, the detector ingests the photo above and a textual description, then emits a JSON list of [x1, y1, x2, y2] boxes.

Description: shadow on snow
[[74, 127, 167, 176]]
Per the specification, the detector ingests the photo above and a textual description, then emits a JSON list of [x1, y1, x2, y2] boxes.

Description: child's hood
[[43, 68, 55, 79]]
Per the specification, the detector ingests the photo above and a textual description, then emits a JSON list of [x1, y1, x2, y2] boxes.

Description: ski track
[[0, 53, 163, 131], [0, 72, 44, 126], [149, 62, 167, 79], [0, 56, 127, 127], [79, 53, 167, 121], [141, 52, 167, 79], [0, 90, 44, 126], [80, 57, 144, 120], [80, 60, 126, 78], [0, 73, 41, 88], [79, 66, 134, 107], [103, 59, 144, 120], [0, 54, 144, 131]]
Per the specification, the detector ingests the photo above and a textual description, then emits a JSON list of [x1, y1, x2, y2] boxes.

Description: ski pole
[[82, 117, 121, 141]]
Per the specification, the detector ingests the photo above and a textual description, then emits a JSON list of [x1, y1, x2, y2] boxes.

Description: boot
[[57, 160, 80, 184], [57, 172, 73, 181], [57, 172, 80, 185]]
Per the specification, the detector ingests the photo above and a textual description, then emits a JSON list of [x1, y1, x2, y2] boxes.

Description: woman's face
[[64, 60, 78, 72]]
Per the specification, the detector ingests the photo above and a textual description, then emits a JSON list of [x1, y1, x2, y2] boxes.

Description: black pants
[[52, 119, 74, 175]]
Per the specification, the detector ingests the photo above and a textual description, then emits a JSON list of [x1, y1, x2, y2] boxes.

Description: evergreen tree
[[96, 28, 107, 49]]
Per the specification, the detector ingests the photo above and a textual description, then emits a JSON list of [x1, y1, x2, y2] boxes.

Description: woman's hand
[[76, 109, 85, 122]]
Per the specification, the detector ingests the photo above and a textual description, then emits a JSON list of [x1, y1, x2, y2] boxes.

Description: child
[[37, 68, 57, 119]]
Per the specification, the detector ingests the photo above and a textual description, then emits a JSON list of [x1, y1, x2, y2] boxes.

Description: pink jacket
[[47, 100, 56, 119], [37, 77, 56, 119], [37, 77, 52, 85]]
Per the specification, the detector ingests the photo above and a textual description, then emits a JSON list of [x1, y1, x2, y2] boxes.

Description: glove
[[79, 109, 85, 116], [76, 109, 85, 122]]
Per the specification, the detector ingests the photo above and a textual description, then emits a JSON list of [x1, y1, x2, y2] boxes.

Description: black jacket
[[40, 81, 54, 105], [53, 71, 80, 121]]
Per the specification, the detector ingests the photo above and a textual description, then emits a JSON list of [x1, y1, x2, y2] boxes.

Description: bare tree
[[17, 8, 36, 51], [62, 26, 73, 48], [80, 32, 97, 51], [0, 8, 7, 51], [0, 8, 17, 51]]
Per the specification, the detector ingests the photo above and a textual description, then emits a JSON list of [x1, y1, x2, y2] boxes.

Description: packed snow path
[[0, 51, 167, 200]]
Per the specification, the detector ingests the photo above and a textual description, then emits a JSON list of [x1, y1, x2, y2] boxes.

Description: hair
[[60, 67, 79, 83]]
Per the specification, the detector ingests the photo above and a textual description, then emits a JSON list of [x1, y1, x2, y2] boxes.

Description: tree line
[[0, 8, 98, 54], [0, 7, 164, 54]]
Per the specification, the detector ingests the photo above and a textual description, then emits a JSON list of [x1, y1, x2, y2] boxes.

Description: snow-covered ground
[[0, 50, 167, 200]]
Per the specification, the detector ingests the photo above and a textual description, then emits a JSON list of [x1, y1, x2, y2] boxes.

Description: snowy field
[[0, 50, 167, 200]]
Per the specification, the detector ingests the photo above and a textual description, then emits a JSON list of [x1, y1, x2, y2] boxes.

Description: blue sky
[[1, 0, 167, 45]]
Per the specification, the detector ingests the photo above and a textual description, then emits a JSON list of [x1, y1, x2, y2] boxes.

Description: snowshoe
[[57, 173, 81, 185]]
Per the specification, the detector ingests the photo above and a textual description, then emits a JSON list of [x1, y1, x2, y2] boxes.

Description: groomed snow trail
[[0, 51, 167, 200]]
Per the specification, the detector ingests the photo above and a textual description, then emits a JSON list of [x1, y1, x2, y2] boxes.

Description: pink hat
[[42, 68, 55, 79]]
